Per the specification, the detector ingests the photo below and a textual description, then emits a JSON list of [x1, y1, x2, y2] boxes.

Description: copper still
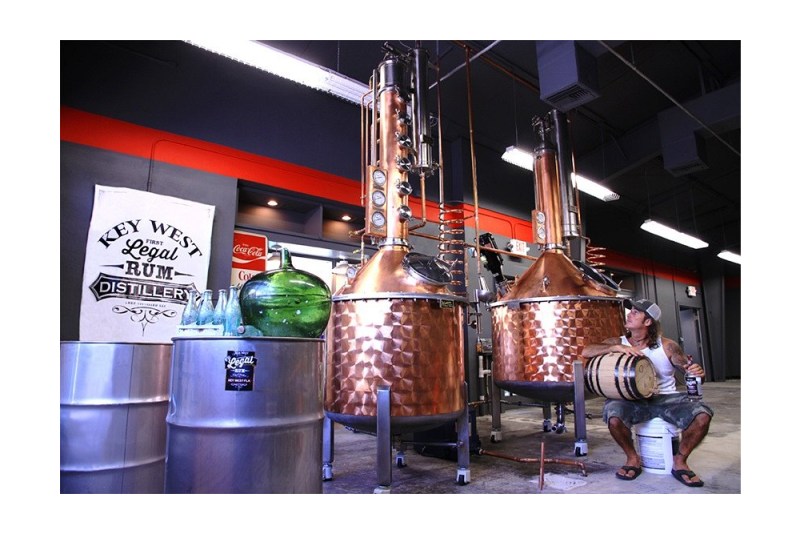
[[325, 44, 467, 433], [489, 110, 625, 402]]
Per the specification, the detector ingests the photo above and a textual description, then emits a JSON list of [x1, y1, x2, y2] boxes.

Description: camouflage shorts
[[603, 393, 714, 430]]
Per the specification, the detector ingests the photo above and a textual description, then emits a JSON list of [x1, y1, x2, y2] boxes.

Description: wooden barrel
[[584, 352, 657, 400]]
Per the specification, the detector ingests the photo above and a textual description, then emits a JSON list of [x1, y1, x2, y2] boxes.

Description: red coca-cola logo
[[232, 232, 267, 270], [233, 244, 264, 258]]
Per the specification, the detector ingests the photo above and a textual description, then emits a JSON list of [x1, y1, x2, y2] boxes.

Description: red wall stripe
[[62, 105, 705, 285]]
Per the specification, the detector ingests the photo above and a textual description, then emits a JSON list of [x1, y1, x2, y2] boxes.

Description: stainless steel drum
[[60, 342, 172, 494], [165, 336, 323, 494]]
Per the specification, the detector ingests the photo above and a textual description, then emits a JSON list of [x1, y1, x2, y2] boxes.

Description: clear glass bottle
[[180, 289, 199, 325], [224, 285, 243, 336], [212, 289, 227, 325], [196, 289, 215, 325]]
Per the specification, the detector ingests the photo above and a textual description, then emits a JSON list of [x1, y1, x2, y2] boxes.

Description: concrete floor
[[321, 380, 741, 494]]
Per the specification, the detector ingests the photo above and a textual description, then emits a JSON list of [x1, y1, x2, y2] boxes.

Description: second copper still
[[489, 110, 625, 402], [325, 45, 467, 433]]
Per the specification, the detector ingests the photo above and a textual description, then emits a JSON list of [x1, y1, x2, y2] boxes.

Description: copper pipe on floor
[[479, 442, 587, 490]]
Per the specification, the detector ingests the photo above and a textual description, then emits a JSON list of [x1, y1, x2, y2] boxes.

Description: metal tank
[[60, 341, 171, 493], [325, 44, 467, 435], [165, 336, 324, 493], [489, 110, 625, 403]]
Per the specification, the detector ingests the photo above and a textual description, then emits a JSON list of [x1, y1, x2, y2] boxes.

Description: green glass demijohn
[[239, 247, 332, 338]]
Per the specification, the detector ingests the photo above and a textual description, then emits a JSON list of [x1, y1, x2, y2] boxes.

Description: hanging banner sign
[[231, 230, 268, 287], [80, 185, 215, 343]]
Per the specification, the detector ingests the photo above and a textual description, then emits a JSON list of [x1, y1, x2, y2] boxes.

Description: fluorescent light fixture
[[501, 145, 535, 170], [717, 250, 741, 264], [572, 173, 620, 202], [185, 40, 372, 106], [501, 146, 619, 201], [640, 219, 709, 249]]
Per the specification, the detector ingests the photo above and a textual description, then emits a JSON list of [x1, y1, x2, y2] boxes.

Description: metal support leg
[[542, 402, 553, 432], [554, 403, 566, 434], [375, 386, 392, 493], [456, 382, 471, 485], [491, 377, 503, 443], [573, 360, 588, 456], [396, 435, 408, 468], [322, 415, 334, 481]]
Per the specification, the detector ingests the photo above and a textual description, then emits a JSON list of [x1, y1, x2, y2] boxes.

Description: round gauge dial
[[403, 252, 452, 285], [371, 190, 386, 207], [372, 169, 387, 187], [371, 211, 386, 227]]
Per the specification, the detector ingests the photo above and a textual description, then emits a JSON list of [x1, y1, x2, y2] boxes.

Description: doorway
[[679, 307, 706, 369]]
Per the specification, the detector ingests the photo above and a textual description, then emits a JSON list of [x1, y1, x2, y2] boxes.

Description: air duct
[[536, 41, 600, 111]]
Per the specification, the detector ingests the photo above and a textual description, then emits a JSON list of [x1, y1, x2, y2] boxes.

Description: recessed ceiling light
[[341, 214, 352, 222], [267, 200, 278, 207]]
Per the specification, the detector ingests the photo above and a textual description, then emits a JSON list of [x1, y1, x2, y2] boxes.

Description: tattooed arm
[[581, 337, 642, 360], [663, 337, 706, 381]]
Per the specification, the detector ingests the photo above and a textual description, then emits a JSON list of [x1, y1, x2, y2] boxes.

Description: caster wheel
[[457, 474, 467, 486], [543, 421, 553, 432], [396, 457, 407, 468], [555, 424, 566, 434], [490, 435, 498, 443], [322, 465, 333, 481]]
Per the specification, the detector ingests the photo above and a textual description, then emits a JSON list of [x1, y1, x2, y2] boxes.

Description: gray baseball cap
[[624, 298, 662, 321]]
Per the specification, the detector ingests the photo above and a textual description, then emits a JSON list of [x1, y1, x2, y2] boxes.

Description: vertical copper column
[[379, 84, 410, 242], [534, 143, 564, 249]]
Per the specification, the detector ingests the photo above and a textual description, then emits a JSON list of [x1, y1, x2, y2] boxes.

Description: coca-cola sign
[[233, 243, 265, 260], [231, 230, 268, 285]]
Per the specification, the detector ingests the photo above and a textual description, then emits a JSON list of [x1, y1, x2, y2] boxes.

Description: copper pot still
[[489, 111, 625, 401], [325, 44, 467, 433]]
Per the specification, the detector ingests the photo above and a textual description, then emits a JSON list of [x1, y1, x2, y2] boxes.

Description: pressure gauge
[[371, 211, 386, 227], [372, 169, 387, 187], [371, 190, 386, 207]]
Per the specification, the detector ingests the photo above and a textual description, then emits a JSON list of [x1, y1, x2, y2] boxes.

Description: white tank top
[[620, 336, 677, 394]]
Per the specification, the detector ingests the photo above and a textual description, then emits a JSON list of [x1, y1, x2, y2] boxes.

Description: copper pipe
[[479, 446, 587, 477], [463, 44, 482, 267], [452, 41, 540, 94], [360, 86, 368, 206], [480, 244, 537, 263], [409, 229, 440, 241], [408, 172, 428, 231]]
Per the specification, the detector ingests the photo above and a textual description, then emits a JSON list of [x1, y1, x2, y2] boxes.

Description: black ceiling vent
[[536, 41, 599, 111], [659, 110, 709, 177]]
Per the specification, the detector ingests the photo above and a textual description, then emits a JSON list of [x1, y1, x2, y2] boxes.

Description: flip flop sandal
[[615, 465, 642, 481], [671, 469, 704, 487]]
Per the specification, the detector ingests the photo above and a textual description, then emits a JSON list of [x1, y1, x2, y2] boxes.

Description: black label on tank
[[225, 350, 257, 391]]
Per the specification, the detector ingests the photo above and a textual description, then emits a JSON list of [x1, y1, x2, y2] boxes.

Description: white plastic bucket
[[634, 417, 681, 475]]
